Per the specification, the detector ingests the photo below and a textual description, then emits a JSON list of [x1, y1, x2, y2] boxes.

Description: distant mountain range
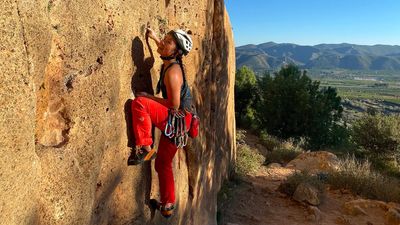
[[236, 42, 400, 73]]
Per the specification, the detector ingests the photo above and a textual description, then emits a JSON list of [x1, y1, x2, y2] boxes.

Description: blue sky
[[225, 0, 400, 47]]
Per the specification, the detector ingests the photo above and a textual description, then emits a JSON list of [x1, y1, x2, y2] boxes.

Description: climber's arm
[[164, 66, 182, 109], [146, 28, 161, 47]]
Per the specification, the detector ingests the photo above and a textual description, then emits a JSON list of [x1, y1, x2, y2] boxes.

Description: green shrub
[[369, 157, 400, 179], [264, 147, 302, 165], [352, 114, 400, 157], [235, 144, 265, 176], [259, 130, 281, 151], [351, 114, 400, 179], [236, 129, 247, 144], [235, 66, 259, 128]]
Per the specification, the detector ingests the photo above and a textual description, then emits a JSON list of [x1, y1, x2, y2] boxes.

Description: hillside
[[236, 42, 400, 73]]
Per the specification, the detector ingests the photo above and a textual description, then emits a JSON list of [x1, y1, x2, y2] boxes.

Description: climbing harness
[[164, 109, 188, 148]]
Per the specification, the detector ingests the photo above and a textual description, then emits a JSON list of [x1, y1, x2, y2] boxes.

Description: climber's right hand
[[146, 28, 157, 40]]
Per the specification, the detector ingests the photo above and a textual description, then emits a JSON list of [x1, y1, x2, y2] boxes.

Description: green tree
[[306, 86, 346, 149], [256, 64, 345, 149], [235, 66, 258, 128]]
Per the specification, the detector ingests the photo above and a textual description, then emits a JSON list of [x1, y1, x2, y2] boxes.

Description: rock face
[[293, 183, 321, 206], [286, 151, 340, 174], [0, 1, 235, 225]]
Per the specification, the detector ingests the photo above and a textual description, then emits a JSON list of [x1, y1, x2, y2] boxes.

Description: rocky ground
[[218, 132, 400, 225]]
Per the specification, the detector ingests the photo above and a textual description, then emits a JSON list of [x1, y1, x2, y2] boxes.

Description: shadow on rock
[[130, 36, 155, 95]]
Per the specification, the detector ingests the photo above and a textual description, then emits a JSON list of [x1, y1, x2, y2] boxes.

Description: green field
[[308, 69, 400, 104]]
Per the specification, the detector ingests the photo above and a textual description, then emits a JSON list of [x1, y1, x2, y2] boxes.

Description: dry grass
[[264, 147, 302, 165], [327, 154, 400, 203], [263, 136, 303, 165], [279, 154, 400, 203]]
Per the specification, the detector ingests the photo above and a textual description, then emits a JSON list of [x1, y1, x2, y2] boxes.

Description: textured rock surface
[[0, 0, 235, 225], [286, 151, 340, 174], [293, 183, 321, 206], [344, 199, 400, 225]]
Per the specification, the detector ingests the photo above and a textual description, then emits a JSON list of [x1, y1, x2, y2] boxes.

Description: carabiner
[[183, 133, 188, 147], [164, 111, 174, 137]]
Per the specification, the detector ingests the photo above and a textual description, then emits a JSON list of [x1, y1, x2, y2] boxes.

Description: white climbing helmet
[[172, 29, 193, 55]]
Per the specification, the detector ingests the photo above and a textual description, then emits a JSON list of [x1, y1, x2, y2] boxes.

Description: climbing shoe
[[149, 199, 174, 218], [127, 147, 157, 166]]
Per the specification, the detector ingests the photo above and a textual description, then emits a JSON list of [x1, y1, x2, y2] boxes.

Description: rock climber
[[127, 27, 194, 218]]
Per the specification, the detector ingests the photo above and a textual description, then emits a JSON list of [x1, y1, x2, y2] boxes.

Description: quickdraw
[[164, 109, 189, 148], [164, 111, 174, 138]]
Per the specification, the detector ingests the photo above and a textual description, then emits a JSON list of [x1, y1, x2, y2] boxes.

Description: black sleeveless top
[[156, 62, 193, 112]]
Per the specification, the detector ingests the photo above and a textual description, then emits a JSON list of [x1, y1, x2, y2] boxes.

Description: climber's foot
[[127, 146, 156, 166], [149, 199, 174, 218]]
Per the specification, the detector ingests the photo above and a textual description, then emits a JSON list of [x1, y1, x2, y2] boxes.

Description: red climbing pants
[[131, 96, 192, 205]]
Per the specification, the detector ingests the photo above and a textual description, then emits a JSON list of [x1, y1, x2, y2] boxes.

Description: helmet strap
[[160, 50, 181, 61], [160, 55, 175, 60]]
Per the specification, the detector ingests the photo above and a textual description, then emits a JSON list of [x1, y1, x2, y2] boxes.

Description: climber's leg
[[131, 96, 169, 146], [128, 97, 169, 165], [155, 134, 178, 206], [154, 111, 192, 210]]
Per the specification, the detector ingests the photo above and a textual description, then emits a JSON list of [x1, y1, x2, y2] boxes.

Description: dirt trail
[[218, 132, 391, 225], [219, 165, 391, 225]]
